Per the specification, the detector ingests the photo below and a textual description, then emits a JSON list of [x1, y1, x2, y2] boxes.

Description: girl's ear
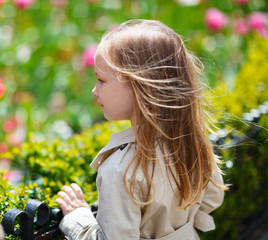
[[117, 73, 127, 83]]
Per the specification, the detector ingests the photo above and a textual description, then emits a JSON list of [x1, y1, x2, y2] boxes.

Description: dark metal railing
[[1, 101, 267, 240], [1, 199, 98, 240], [2, 199, 63, 240]]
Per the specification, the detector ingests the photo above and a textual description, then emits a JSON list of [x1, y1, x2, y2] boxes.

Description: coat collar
[[90, 128, 135, 171]]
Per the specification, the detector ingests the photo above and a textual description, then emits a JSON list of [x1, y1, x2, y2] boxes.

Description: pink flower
[[14, 0, 34, 9], [234, 19, 250, 35], [205, 8, 227, 31], [0, 143, 8, 153], [248, 12, 267, 31], [3, 170, 22, 184], [235, 0, 249, 4], [3, 116, 18, 133], [6, 127, 26, 146], [256, 27, 268, 38], [0, 158, 11, 169], [0, 79, 5, 99], [82, 44, 98, 67]]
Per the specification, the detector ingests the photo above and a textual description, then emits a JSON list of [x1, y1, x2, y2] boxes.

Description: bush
[[0, 120, 130, 239], [2, 121, 130, 207]]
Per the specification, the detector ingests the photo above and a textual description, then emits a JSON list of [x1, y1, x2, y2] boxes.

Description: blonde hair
[[98, 19, 226, 209]]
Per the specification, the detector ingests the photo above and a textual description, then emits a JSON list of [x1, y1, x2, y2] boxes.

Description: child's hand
[[56, 183, 90, 216]]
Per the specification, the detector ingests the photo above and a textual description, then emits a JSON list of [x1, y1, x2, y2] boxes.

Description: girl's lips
[[97, 100, 103, 108]]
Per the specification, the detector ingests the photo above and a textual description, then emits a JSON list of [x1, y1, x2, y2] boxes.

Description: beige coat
[[60, 128, 224, 240], [0, 224, 4, 240]]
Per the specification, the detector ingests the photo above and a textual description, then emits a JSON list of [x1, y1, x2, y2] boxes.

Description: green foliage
[[200, 36, 268, 240], [0, 171, 29, 223], [1, 120, 130, 239], [2, 120, 130, 205], [213, 35, 268, 119], [0, 171, 65, 240], [201, 120, 268, 239], [0, 171, 29, 240]]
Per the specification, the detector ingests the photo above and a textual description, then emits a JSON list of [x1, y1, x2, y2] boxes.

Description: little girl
[[56, 19, 226, 240]]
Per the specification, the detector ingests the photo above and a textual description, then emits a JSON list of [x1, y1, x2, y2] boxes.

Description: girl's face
[[92, 52, 135, 122]]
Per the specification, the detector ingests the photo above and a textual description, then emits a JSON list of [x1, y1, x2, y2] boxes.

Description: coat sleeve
[[59, 207, 106, 240], [194, 165, 225, 232]]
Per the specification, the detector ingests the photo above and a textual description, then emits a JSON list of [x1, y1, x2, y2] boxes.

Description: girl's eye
[[98, 78, 104, 84]]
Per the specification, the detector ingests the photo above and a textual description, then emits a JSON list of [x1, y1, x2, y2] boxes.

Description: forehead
[[94, 51, 107, 74], [94, 51, 118, 80]]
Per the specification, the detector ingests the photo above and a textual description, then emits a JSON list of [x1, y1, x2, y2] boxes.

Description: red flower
[[0, 79, 5, 99], [248, 12, 267, 31], [0, 142, 8, 153], [235, 0, 249, 4], [234, 19, 250, 35], [6, 126, 26, 146], [14, 0, 34, 9], [205, 8, 227, 31], [82, 44, 98, 67], [256, 27, 268, 38], [3, 116, 18, 133]]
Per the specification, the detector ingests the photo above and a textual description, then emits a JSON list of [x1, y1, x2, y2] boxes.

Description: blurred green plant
[[1, 120, 129, 199], [200, 34, 268, 240], [213, 34, 268, 130], [0, 0, 267, 148]]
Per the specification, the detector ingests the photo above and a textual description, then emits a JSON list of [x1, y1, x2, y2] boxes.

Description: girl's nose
[[92, 86, 98, 97]]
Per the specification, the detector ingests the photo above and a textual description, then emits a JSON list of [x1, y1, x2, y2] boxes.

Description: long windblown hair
[[97, 19, 226, 209]]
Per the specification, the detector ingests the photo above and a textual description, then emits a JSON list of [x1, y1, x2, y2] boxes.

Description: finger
[[71, 183, 85, 201], [62, 185, 77, 201], [56, 198, 68, 215], [58, 191, 72, 206]]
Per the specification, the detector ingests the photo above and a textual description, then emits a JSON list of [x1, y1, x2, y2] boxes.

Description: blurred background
[[0, 0, 268, 239], [0, 0, 267, 146]]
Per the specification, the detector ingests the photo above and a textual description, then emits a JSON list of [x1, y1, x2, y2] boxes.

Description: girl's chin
[[103, 114, 119, 122]]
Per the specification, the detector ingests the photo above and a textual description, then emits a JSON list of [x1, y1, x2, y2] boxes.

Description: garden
[[0, 0, 268, 239]]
